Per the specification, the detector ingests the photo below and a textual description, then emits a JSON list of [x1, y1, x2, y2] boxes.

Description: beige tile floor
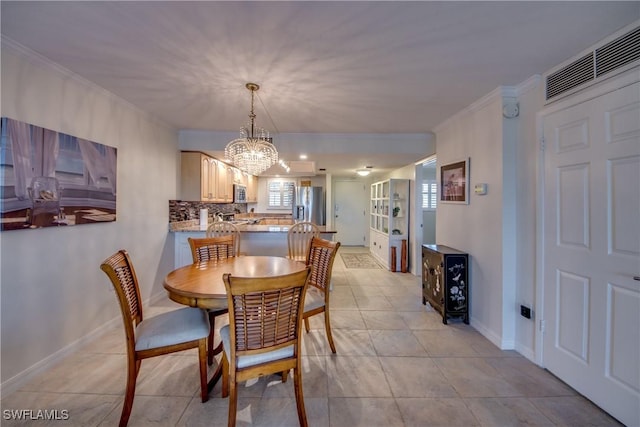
[[1, 246, 622, 426]]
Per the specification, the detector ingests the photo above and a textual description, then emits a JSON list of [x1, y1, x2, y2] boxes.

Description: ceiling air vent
[[595, 26, 640, 77], [546, 52, 594, 100], [545, 25, 640, 102]]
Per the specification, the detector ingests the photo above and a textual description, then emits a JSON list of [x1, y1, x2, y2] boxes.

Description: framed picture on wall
[[440, 158, 469, 204], [0, 117, 117, 231]]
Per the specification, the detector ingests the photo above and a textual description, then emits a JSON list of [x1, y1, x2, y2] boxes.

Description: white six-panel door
[[542, 81, 640, 426]]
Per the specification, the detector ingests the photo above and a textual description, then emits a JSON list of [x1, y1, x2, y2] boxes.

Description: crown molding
[[433, 86, 515, 133], [516, 74, 543, 96]]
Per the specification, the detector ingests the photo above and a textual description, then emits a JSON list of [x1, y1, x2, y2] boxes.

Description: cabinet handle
[[634, 276, 640, 281]]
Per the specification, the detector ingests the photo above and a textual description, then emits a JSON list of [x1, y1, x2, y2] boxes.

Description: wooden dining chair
[[303, 237, 341, 353], [100, 250, 209, 427], [189, 234, 236, 262], [206, 221, 241, 256], [188, 234, 235, 365], [287, 221, 320, 261], [220, 268, 311, 427]]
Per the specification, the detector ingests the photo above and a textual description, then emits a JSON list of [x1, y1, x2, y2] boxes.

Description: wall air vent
[[595, 26, 640, 77], [545, 25, 640, 101], [546, 53, 594, 100]]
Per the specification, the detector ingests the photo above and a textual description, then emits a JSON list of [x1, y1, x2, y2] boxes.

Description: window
[[422, 180, 437, 210], [0, 118, 15, 185], [268, 179, 295, 208], [55, 133, 86, 186]]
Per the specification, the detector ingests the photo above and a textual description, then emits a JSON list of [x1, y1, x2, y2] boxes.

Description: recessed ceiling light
[[299, 154, 307, 160], [356, 169, 371, 176]]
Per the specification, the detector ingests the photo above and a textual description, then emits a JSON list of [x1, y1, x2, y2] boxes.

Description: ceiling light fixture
[[225, 83, 278, 175], [278, 159, 290, 173], [356, 169, 371, 176]]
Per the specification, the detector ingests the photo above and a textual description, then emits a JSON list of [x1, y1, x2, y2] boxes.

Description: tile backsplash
[[169, 200, 247, 223]]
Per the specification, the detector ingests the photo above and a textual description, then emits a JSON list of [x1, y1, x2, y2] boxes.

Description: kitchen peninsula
[[170, 220, 336, 268]]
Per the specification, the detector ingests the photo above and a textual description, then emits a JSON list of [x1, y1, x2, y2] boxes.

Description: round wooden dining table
[[164, 256, 308, 309], [163, 256, 308, 394]]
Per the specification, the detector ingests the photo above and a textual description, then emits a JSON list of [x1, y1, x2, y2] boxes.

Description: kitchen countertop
[[169, 221, 336, 233]]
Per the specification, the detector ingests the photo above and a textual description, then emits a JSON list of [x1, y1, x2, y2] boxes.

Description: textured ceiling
[[2, 1, 638, 176]]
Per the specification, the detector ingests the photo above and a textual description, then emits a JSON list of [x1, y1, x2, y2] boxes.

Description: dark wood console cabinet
[[422, 244, 469, 324]]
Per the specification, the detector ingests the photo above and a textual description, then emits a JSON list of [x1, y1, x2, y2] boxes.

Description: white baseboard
[[515, 342, 537, 364], [470, 316, 515, 350], [0, 316, 120, 397], [0, 291, 167, 397]]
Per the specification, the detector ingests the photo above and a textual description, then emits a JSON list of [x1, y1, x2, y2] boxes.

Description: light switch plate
[[474, 183, 487, 195]]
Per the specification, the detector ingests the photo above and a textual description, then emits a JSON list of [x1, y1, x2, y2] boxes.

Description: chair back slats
[[224, 269, 310, 355], [306, 237, 341, 293], [232, 287, 301, 351], [188, 235, 236, 263], [116, 265, 141, 320], [207, 221, 241, 256], [100, 250, 143, 344], [287, 222, 320, 261]]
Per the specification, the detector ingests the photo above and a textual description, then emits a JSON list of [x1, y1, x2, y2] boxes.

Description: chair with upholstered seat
[[302, 237, 341, 353], [206, 221, 241, 256], [188, 234, 236, 365], [287, 221, 319, 261], [220, 268, 311, 427], [100, 250, 209, 427]]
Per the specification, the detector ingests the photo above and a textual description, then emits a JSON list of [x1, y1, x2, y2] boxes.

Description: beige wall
[[513, 77, 544, 359], [0, 43, 179, 390], [433, 81, 543, 355], [435, 91, 508, 346]]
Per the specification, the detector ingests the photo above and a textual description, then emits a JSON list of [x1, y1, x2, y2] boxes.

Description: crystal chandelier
[[225, 83, 278, 175]]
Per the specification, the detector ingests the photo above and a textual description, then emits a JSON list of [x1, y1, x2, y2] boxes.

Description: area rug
[[340, 253, 382, 269]]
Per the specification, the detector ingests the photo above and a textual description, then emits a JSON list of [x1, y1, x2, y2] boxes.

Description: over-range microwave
[[233, 184, 247, 203]]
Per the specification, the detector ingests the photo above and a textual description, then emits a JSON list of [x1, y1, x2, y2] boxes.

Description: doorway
[[333, 180, 368, 246], [421, 157, 437, 245], [413, 157, 437, 275]]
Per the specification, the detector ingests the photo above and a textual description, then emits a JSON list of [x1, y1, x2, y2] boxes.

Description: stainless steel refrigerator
[[292, 186, 325, 225]]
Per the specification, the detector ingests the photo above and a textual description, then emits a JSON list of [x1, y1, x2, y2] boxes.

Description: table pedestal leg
[[207, 340, 225, 393], [208, 359, 223, 393]]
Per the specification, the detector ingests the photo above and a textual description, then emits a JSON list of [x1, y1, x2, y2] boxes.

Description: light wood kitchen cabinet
[[234, 168, 244, 185], [246, 174, 257, 203], [215, 160, 234, 202], [201, 155, 216, 200], [181, 151, 249, 202], [181, 152, 218, 201]]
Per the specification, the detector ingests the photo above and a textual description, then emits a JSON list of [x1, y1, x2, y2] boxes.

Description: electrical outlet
[[520, 305, 532, 319]]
